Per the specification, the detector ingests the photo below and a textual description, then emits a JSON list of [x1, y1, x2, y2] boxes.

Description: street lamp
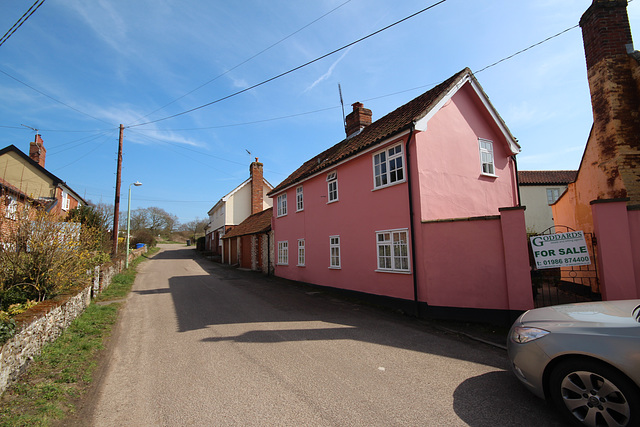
[[126, 181, 142, 268]]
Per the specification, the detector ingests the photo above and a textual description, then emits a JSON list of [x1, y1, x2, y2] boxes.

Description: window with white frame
[[373, 143, 405, 189], [277, 241, 288, 265], [479, 139, 495, 175], [546, 188, 561, 205], [329, 235, 340, 268], [296, 186, 304, 211], [5, 195, 18, 220], [297, 239, 305, 266], [376, 229, 410, 272], [277, 193, 287, 217], [327, 171, 338, 203], [61, 191, 70, 211]]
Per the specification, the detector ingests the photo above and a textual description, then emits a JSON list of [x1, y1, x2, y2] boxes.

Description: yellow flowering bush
[[0, 208, 109, 308]]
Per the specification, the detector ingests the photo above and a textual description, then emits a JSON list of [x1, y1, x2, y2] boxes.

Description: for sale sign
[[530, 231, 591, 269]]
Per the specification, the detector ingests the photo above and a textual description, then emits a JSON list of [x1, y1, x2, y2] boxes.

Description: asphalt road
[[88, 244, 566, 426]]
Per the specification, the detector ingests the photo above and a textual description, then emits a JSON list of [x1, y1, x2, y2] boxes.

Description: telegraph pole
[[112, 124, 124, 256]]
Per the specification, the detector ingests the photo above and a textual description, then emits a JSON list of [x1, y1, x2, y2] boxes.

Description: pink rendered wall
[[591, 200, 639, 300], [414, 84, 518, 221], [414, 208, 532, 311], [629, 208, 640, 296], [273, 137, 414, 300]]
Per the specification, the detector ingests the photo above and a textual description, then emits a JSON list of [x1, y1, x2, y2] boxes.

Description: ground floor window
[[376, 229, 410, 272], [278, 241, 288, 265], [329, 235, 340, 268], [297, 239, 305, 266]]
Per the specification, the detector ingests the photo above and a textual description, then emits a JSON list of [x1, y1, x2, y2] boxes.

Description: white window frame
[[327, 171, 338, 203], [376, 229, 411, 273], [297, 239, 305, 266], [329, 235, 341, 269], [5, 195, 18, 220], [61, 191, 70, 211], [546, 188, 561, 205], [479, 138, 496, 176], [373, 143, 405, 189], [296, 186, 304, 212], [277, 241, 288, 265], [277, 193, 287, 217]]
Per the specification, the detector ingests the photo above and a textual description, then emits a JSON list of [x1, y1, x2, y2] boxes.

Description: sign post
[[530, 231, 591, 270]]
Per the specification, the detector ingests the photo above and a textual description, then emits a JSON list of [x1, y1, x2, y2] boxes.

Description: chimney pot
[[250, 159, 264, 215], [29, 134, 47, 168], [344, 102, 372, 138]]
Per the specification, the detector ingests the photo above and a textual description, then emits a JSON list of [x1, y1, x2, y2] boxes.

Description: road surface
[[88, 244, 564, 426]]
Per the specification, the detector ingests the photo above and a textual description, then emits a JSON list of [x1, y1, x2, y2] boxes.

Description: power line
[[132, 23, 579, 134], [0, 67, 116, 126], [0, 0, 46, 48], [130, 0, 354, 125], [127, 0, 449, 128], [474, 25, 579, 75]]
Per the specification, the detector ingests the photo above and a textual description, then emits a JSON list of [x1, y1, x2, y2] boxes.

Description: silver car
[[508, 299, 640, 427]]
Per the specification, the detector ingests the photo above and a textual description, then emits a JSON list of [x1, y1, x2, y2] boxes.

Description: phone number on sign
[[537, 256, 590, 267]]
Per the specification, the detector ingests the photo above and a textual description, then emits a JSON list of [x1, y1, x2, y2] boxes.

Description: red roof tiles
[[518, 170, 577, 185], [268, 68, 474, 196]]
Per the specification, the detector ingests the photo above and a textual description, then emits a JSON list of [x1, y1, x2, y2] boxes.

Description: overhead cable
[[130, 0, 354, 125], [0, 0, 46, 48], [127, 0, 449, 128]]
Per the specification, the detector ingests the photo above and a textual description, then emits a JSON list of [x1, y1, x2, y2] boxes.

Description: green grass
[[0, 248, 159, 426]]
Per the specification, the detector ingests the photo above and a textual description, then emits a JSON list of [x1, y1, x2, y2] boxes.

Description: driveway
[[88, 244, 564, 426]]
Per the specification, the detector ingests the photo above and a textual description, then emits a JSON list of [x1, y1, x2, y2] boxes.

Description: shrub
[[130, 229, 156, 248], [0, 311, 16, 345], [0, 209, 108, 306]]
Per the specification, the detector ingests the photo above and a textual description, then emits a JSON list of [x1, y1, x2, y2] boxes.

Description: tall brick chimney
[[29, 134, 46, 168], [250, 158, 264, 215], [580, 0, 640, 200], [344, 102, 372, 138]]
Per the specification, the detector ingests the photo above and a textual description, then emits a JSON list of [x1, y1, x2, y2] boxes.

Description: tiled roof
[[518, 170, 577, 185], [268, 68, 476, 196], [222, 208, 272, 239]]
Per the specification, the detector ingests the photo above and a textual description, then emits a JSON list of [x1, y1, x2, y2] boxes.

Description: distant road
[[88, 244, 563, 426]]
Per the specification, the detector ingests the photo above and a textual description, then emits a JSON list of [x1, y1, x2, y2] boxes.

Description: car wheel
[[549, 359, 640, 427]]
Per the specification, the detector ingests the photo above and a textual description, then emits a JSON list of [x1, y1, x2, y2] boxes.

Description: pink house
[[268, 68, 533, 323]]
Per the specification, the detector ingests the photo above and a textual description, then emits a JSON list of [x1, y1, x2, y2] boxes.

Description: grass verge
[[0, 248, 159, 427]]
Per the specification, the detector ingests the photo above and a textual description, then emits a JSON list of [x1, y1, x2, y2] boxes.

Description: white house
[[204, 159, 273, 255]]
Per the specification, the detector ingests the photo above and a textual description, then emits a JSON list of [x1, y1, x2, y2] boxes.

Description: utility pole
[[112, 124, 124, 256]]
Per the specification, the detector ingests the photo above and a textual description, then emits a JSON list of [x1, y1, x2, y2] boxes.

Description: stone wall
[[0, 245, 148, 395]]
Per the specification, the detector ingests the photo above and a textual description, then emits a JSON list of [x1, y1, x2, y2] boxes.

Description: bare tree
[[180, 218, 208, 243]]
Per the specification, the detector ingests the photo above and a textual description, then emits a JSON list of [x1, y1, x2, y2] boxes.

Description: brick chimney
[[344, 102, 372, 138], [580, 0, 640, 200], [250, 157, 264, 215], [29, 134, 47, 168]]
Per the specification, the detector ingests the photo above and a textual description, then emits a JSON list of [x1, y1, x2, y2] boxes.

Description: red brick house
[[221, 208, 273, 274], [0, 135, 86, 219], [553, 0, 640, 300]]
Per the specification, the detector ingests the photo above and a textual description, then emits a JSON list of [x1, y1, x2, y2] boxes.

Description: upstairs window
[[62, 191, 70, 211], [329, 235, 341, 268], [547, 188, 561, 205], [296, 186, 304, 211], [479, 139, 495, 175], [373, 143, 405, 189], [277, 193, 287, 217], [327, 171, 338, 203]]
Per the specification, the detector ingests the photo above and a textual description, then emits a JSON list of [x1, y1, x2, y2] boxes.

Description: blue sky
[[1, 0, 639, 224]]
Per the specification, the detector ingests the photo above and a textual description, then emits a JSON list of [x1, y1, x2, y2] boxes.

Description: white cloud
[[304, 47, 353, 92]]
